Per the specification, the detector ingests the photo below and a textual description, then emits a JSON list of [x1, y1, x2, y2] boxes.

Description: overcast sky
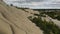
[[3, 0, 60, 9]]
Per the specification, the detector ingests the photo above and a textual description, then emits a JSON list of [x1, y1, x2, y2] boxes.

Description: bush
[[10, 4, 13, 6], [29, 16, 60, 34], [40, 11, 60, 20], [34, 14, 40, 16]]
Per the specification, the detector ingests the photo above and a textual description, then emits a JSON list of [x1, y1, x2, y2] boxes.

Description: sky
[[3, 0, 60, 9]]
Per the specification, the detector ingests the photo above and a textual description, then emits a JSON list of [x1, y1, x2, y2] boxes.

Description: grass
[[28, 10, 60, 34], [40, 11, 60, 20], [28, 16, 60, 34], [34, 9, 60, 20]]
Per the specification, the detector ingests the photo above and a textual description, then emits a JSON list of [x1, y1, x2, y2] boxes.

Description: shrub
[[29, 16, 60, 34], [10, 4, 13, 6]]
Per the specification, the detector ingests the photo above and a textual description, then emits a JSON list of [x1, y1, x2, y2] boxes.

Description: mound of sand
[[0, 1, 43, 34]]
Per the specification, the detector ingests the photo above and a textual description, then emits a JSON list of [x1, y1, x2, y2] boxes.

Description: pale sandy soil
[[42, 15, 60, 28], [0, 1, 43, 34]]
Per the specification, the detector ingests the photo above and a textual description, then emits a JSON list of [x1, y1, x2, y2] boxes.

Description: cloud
[[3, 0, 60, 9]]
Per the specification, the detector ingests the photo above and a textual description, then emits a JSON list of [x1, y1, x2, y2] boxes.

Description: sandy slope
[[0, 1, 43, 34]]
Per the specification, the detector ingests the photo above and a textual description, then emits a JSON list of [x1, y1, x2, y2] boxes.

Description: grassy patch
[[28, 16, 60, 34], [41, 11, 60, 20], [33, 9, 60, 20]]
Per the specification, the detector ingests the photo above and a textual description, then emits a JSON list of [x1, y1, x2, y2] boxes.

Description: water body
[[3, 0, 60, 9]]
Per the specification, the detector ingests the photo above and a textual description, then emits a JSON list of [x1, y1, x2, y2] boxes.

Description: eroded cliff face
[[0, 1, 43, 34]]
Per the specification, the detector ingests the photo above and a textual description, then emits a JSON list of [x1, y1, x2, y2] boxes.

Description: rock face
[[0, 1, 43, 34]]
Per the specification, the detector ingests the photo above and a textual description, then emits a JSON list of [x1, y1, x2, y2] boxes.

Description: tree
[[10, 4, 13, 6]]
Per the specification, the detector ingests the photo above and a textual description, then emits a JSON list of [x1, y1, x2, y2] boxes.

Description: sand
[[0, 1, 43, 34]]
